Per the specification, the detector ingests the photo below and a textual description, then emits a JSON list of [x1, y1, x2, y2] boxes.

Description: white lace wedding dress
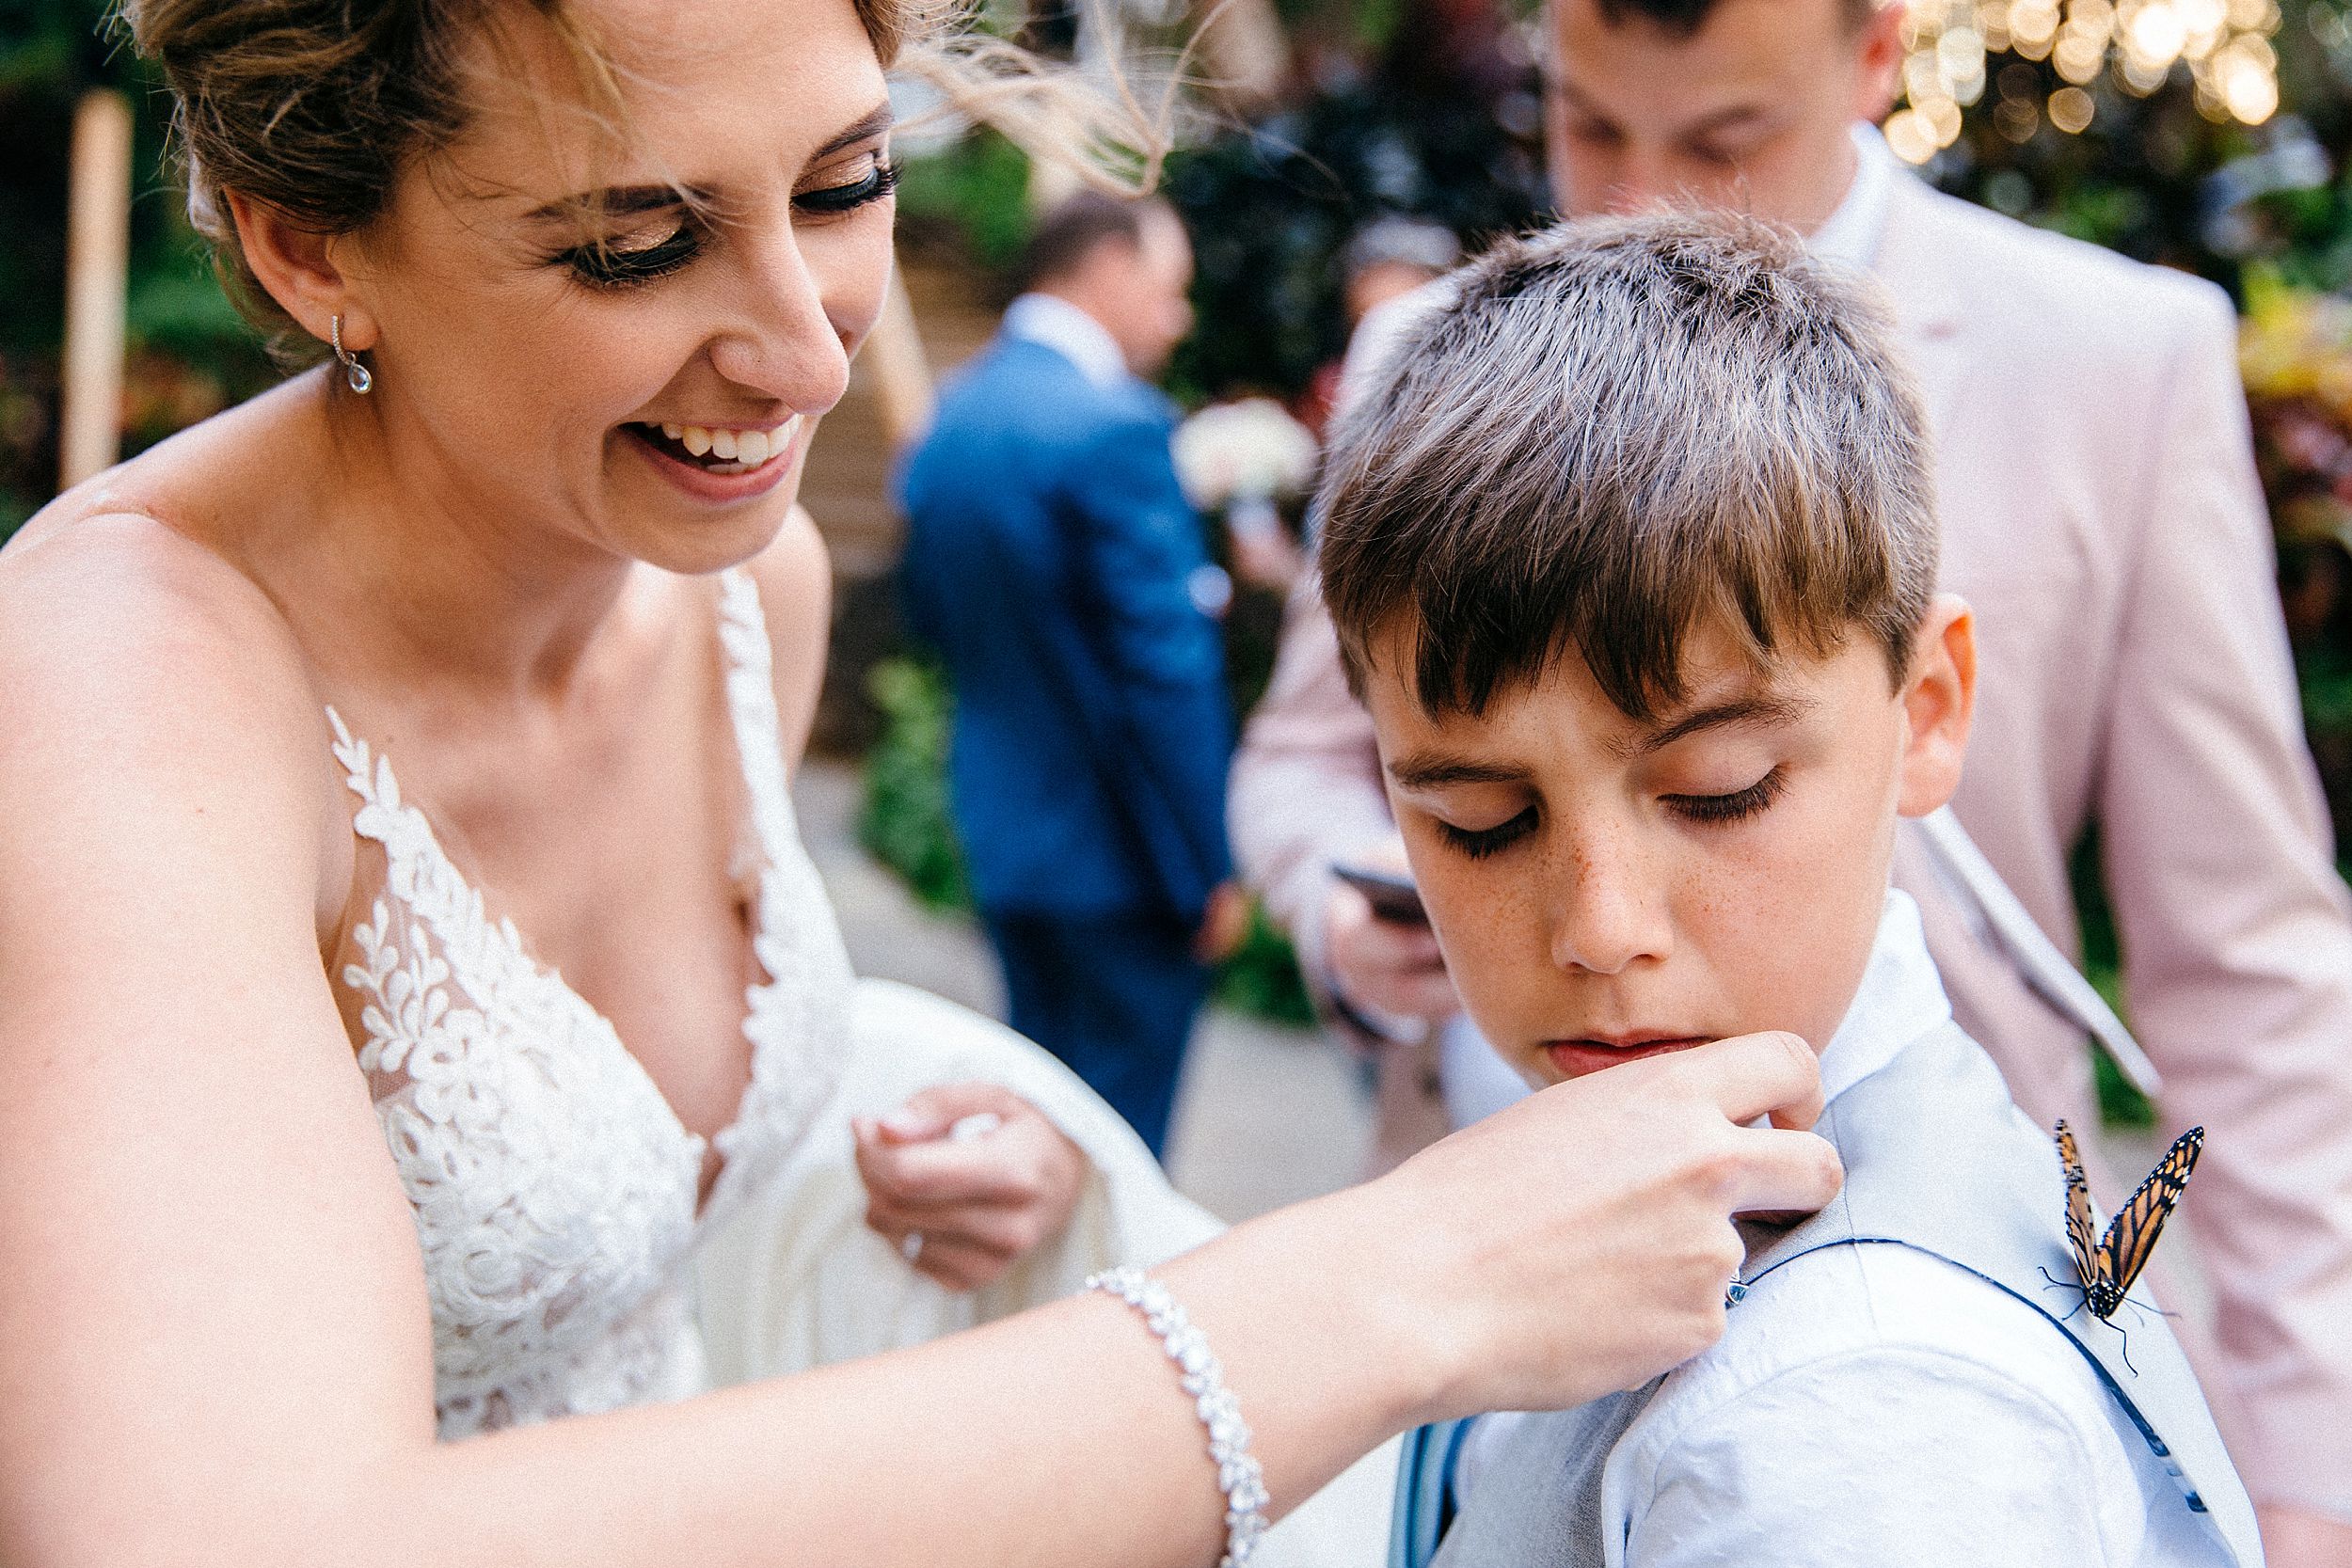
[[317, 567, 1392, 1562], [328, 568, 856, 1436]]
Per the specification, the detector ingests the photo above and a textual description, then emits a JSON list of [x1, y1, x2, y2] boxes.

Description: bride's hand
[[854, 1084, 1088, 1291], [1210, 1029, 1843, 1425]]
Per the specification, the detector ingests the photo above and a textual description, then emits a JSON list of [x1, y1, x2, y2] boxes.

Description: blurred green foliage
[[1214, 900, 1317, 1025], [2071, 831, 2158, 1130], [859, 657, 974, 913], [895, 127, 1038, 277]]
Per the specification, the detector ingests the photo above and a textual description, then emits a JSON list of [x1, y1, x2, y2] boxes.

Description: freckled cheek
[[1707, 798, 1888, 1043], [1416, 858, 1552, 1041]]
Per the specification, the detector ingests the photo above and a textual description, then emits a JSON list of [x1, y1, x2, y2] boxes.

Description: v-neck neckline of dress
[[326, 568, 791, 1227]]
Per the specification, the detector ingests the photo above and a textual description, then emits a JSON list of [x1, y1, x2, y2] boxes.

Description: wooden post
[[866, 261, 936, 450], [59, 87, 135, 490]]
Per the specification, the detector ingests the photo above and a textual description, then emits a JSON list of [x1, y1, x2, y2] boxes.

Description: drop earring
[[330, 313, 373, 394]]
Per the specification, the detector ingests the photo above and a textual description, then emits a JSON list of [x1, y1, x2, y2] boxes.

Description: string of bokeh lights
[[1884, 0, 2282, 162]]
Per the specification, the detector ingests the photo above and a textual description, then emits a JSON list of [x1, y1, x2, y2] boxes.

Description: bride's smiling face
[[326, 0, 896, 572]]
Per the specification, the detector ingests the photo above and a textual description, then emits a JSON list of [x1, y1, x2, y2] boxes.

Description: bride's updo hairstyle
[[117, 0, 1158, 355]]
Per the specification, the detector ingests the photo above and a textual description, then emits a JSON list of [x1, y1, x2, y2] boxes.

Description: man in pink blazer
[[1228, 0, 2352, 1547]]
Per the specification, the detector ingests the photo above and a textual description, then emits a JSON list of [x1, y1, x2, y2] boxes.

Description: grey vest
[[1396, 1023, 2262, 1568]]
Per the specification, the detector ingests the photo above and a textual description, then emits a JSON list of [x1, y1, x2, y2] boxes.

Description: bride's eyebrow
[[522, 184, 711, 226], [516, 103, 893, 225], [815, 103, 896, 159]]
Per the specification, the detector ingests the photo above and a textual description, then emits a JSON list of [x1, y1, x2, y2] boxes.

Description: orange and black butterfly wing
[[2091, 1125, 2203, 1317], [2053, 1119, 2109, 1312]]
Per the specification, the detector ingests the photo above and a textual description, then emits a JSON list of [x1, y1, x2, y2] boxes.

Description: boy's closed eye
[[1423, 766, 1788, 861]]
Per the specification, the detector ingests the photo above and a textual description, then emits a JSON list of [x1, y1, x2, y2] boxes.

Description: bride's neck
[[295, 377, 643, 707]]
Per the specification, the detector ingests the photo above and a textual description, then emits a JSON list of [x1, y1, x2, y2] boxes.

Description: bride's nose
[[705, 223, 866, 415]]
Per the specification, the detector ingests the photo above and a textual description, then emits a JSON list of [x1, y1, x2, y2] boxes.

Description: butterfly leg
[[2035, 1265, 2090, 1324]]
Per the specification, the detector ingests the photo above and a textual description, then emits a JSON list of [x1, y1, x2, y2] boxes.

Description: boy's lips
[[1541, 1035, 1710, 1079]]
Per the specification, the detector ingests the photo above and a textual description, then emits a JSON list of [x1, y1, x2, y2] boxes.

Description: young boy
[[1317, 216, 2263, 1566]]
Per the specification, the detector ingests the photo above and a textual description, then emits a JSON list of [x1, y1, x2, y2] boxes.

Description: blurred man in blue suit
[[898, 193, 1244, 1159]]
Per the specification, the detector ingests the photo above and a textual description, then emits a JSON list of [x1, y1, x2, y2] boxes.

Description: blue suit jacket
[[897, 335, 1234, 925]]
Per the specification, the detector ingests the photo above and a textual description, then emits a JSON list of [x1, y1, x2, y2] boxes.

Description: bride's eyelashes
[[554, 220, 704, 289], [796, 158, 899, 216], [549, 160, 899, 291]]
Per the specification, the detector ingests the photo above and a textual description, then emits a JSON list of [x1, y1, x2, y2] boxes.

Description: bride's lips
[[1542, 1035, 1711, 1079], [622, 417, 806, 503]]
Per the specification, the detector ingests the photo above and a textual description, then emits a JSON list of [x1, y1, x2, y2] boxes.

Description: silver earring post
[[330, 313, 373, 395]]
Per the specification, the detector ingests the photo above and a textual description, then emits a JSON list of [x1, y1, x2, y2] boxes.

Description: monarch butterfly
[[2054, 1118, 2203, 1321]]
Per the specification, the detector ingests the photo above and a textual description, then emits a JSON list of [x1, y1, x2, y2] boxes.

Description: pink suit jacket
[[1227, 169, 2352, 1517]]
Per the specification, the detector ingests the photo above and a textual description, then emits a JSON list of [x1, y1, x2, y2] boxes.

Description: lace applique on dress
[[331, 567, 854, 1437]]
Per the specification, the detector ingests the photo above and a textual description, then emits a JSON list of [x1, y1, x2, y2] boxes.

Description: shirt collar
[[1807, 122, 1898, 272], [1002, 293, 1131, 390], [1816, 888, 1954, 1104]]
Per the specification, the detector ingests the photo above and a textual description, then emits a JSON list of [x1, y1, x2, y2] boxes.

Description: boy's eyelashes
[[1435, 808, 1539, 861], [548, 159, 899, 290], [1661, 766, 1787, 825], [1427, 767, 1789, 859]]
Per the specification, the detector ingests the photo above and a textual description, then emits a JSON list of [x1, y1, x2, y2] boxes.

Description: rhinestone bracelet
[[1088, 1265, 1269, 1567]]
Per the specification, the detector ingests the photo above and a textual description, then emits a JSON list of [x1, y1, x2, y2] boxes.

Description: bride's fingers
[[857, 1114, 1071, 1208], [1646, 1030, 1827, 1131], [858, 1142, 1047, 1212], [866, 1196, 1050, 1258], [870, 1081, 1029, 1145], [910, 1234, 1015, 1291], [1721, 1127, 1843, 1216]]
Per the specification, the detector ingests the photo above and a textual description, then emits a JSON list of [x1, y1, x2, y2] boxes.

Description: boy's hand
[[855, 1084, 1088, 1292]]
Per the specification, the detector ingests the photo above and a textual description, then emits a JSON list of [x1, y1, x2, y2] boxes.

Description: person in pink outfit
[[1227, 0, 2352, 1549]]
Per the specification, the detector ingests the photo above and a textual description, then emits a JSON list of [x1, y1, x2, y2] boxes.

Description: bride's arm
[[0, 522, 1838, 1568]]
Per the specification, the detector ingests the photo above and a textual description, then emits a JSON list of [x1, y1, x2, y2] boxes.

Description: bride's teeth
[[736, 428, 771, 466], [709, 428, 739, 461], [681, 425, 713, 456], [661, 422, 683, 440]]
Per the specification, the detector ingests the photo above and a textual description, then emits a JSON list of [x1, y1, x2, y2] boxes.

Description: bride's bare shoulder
[[0, 501, 349, 901], [1, 497, 309, 699]]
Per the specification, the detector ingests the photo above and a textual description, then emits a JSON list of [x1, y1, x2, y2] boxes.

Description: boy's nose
[[1547, 845, 1671, 976]]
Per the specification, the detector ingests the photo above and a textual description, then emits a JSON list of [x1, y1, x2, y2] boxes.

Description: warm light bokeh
[[1885, 0, 2280, 162]]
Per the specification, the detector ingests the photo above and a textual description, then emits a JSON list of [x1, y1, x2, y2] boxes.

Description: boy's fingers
[[1671, 1031, 1826, 1131], [1723, 1127, 1845, 1217]]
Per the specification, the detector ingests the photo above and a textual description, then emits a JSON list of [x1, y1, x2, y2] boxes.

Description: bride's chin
[[601, 470, 806, 576]]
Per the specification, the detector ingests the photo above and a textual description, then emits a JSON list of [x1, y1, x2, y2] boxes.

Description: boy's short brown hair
[[1317, 213, 1937, 722]]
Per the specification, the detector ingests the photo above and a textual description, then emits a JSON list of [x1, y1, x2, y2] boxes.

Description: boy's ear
[[223, 190, 379, 355], [1896, 594, 1975, 817]]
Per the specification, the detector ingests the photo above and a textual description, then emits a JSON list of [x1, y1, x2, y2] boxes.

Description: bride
[[0, 0, 1841, 1559]]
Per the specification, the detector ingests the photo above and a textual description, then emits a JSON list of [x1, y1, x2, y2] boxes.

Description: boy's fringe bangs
[[1319, 215, 1934, 723]]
